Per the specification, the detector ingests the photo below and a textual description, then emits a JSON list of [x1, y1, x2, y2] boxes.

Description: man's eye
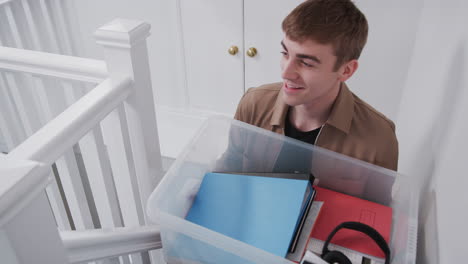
[[301, 61, 314, 67], [280, 51, 288, 56]]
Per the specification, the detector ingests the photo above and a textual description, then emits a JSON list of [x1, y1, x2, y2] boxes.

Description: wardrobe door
[[179, 0, 244, 115], [244, 0, 302, 89]]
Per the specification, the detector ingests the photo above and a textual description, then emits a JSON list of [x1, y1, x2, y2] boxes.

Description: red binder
[[310, 186, 392, 258]]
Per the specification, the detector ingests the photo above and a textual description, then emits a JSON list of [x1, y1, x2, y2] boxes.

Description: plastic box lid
[[147, 116, 419, 264]]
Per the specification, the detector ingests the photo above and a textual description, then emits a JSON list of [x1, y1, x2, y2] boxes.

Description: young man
[[234, 0, 398, 171]]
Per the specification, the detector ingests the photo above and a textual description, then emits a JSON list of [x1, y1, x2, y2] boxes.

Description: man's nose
[[281, 59, 298, 80]]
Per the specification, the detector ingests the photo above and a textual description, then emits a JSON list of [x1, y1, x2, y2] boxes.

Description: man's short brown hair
[[282, 0, 368, 70]]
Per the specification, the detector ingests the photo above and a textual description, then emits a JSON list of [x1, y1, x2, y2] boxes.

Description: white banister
[[0, 158, 49, 226], [0, 157, 68, 264], [43, 0, 125, 235], [49, 0, 75, 55], [31, 78, 95, 231], [20, 0, 43, 51], [0, 72, 24, 148], [0, 46, 108, 83], [27, 0, 119, 233], [1, 2, 78, 231], [94, 19, 163, 264], [61, 226, 162, 263], [0, 74, 72, 230], [0, 0, 13, 6], [3, 0, 90, 230], [95, 18, 164, 216], [1, 15, 165, 263], [9, 77, 132, 164], [95, 19, 162, 190]]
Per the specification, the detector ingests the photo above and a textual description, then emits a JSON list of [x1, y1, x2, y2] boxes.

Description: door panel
[[244, 0, 302, 89], [180, 0, 244, 115]]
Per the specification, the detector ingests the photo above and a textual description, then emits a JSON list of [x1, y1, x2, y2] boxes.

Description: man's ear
[[338, 59, 359, 82]]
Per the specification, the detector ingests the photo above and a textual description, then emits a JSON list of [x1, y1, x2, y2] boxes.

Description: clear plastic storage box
[[147, 116, 418, 264]]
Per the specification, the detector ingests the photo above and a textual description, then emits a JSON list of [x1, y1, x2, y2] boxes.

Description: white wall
[[351, 0, 424, 122], [396, 0, 468, 262], [70, 0, 184, 110]]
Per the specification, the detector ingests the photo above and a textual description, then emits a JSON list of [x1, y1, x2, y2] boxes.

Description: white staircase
[[0, 1, 166, 261]]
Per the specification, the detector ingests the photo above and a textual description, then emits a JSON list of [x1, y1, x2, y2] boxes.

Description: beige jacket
[[234, 82, 398, 171]]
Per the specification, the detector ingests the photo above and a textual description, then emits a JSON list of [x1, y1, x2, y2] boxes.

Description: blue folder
[[185, 172, 312, 257]]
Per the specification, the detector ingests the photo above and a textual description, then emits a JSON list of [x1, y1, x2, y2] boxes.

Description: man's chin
[[281, 95, 302, 107]]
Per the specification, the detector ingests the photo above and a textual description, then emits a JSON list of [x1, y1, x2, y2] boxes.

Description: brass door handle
[[228, 46, 239, 55], [246, 47, 257, 57]]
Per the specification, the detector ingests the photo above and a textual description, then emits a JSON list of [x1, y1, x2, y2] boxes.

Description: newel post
[[94, 19, 163, 223]]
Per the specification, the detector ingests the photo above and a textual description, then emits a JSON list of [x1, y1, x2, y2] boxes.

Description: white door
[[180, 0, 244, 115], [244, 0, 303, 89]]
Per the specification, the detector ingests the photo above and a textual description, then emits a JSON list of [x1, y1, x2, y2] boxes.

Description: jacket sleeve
[[377, 125, 399, 171], [234, 88, 254, 123]]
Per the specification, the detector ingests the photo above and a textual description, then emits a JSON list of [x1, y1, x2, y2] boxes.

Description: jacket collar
[[270, 82, 354, 134]]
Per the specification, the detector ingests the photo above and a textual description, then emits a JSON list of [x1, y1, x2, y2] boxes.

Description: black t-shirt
[[273, 113, 322, 173], [285, 116, 322, 145]]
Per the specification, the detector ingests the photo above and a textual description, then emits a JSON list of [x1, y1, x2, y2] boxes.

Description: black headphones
[[321, 221, 391, 264]]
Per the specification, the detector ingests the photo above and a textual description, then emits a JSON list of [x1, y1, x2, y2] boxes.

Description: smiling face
[[280, 35, 357, 109]]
